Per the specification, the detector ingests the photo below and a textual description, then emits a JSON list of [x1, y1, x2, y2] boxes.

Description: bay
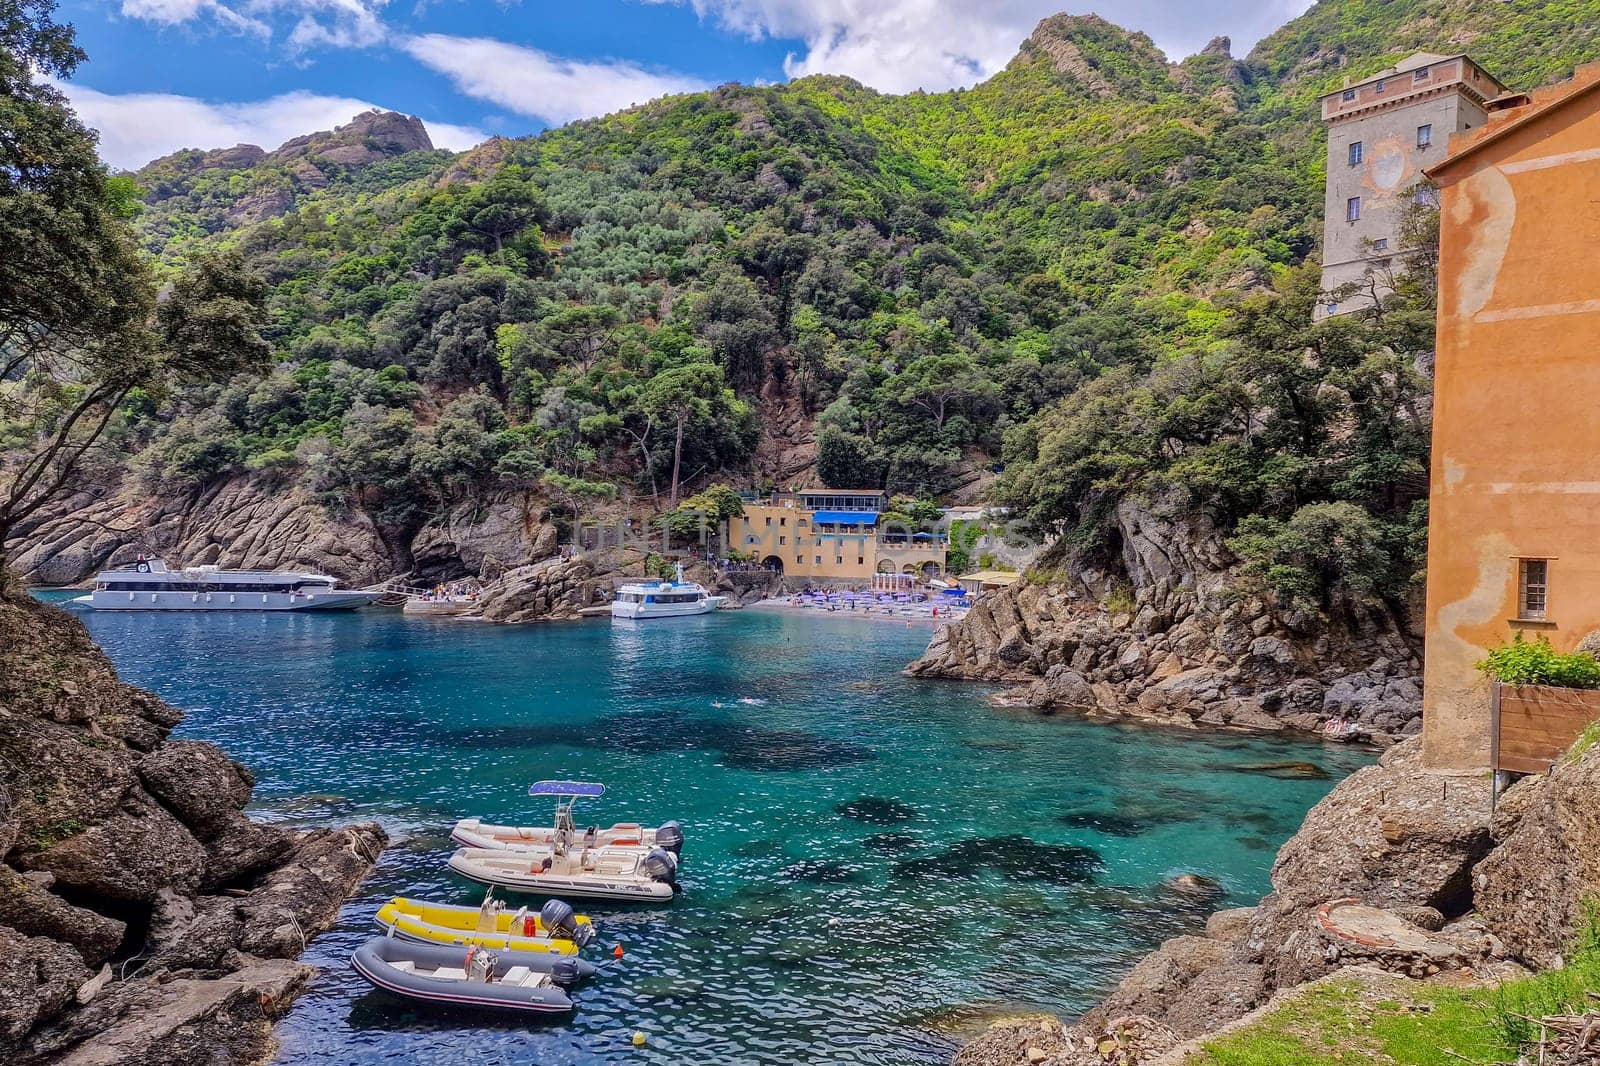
[[51, 598, 1371, 1065]]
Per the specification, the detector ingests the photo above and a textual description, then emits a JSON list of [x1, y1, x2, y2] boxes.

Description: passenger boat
[[72, 557, 382, 612], [609, 562, 727, 619], [350, 936, 586, 1014], [448, 844, 679, 903], [452, 781, 685, 856], [375, 895, 596, 953]]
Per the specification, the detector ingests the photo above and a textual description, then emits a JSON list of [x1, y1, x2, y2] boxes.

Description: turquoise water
[[52, 597, 1371, 1064]]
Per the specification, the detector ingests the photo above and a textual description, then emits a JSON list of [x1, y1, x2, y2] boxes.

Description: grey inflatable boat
[[351, 936, 593, 1014]]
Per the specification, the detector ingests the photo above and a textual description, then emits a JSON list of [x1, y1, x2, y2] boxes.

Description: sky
[[55, 0, 1318, 170]]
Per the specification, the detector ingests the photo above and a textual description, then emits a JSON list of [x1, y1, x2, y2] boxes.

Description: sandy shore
[[744, 596, 966, 626]]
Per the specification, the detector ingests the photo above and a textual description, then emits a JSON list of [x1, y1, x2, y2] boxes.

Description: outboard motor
[[642, 847, 678, 885], [655, 820, 685, 856], [549, 959, 582, 989], [540, 898, 593, 947]]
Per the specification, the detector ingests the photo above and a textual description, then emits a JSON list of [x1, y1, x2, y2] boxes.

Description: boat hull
[[608, 599, 719, 619], [350, 937, 578, 1014], [451, 818, 659, 853], [73, 589, 381, 611], [448, 850, 676, 903], [374, 897, 594, 954]]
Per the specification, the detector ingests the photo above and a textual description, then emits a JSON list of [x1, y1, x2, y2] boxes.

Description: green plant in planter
[[1476, 633, 1600, 689]]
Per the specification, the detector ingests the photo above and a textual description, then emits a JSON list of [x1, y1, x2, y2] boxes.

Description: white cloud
[[401, 33, 708, 125], [648, 0, 1315, 93], [59, 82, 485, 169], [118, 0, 388, 51]]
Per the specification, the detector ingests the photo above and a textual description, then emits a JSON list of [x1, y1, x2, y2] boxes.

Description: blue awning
[[529, 781, 606, 798], [813, 511, 879, 526]]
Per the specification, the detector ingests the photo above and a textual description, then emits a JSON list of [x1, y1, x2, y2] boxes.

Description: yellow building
[[727, 489, 947, 582]]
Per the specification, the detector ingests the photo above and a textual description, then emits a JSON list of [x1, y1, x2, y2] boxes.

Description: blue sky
[[57, 0, 1315, 169]]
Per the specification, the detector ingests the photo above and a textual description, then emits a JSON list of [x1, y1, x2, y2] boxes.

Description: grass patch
[[1194, 923, 1600, 1066]]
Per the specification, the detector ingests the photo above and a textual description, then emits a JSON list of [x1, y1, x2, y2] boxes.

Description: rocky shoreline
[[909, 506, 1423, 746], [0, 589, 385, 1062], [953, 733, 1600, 1065]]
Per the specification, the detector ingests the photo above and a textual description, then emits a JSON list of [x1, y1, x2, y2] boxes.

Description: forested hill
[[26, 0, 1600, 597]]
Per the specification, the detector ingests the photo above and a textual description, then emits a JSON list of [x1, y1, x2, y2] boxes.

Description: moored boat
[[610, 562, 727, 619], [376, 895, 596, 953], [448, 844, 679, 903], [71, 557, 382, 612], [452, 781, 684, 857], [350, 936, 586, 1014]]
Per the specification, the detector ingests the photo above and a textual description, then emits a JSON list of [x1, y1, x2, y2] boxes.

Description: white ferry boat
[[609, 563, 726, 619], [72, 558, 382, 612]]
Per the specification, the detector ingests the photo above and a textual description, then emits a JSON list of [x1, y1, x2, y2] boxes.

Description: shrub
[[1476, 633, 1600, 689]]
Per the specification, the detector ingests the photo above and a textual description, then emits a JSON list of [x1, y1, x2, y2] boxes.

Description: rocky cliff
[[137, 110, 438, 228], [0, 590, 384, 1061], [10, 472, 562, 588], [910, 499, 1423, 745], [955, 732, 1600, 1065]]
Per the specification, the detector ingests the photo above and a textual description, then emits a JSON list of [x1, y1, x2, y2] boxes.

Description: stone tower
[[1317, 52, 1505, 318]]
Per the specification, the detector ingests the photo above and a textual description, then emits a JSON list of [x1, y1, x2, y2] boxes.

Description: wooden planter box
[[1492, 682, 1600, 775]]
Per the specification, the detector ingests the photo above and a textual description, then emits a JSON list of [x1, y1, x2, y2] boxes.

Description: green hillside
[[16, 0, 1600, 601]]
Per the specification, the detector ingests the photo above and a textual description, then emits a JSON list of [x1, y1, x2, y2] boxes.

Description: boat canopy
[[529, 781, 606, 798], [813, 511, 879, 526]]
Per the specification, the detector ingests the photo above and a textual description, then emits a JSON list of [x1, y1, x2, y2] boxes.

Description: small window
[[1414, 66, 1430, 81], [1342, 88, 1356, 102], [1375, 79, 1386, 94], [765, 516, 771, 526], [1347, 196, 1362, 222], [779, 517, 786, 526], [835, 556, 843, 565], [1348, 141, 1363, 166], [778, 536, 786, 545], [815, 556, 822, 565], [1519, 559, 1549, 621], [1417, 123, 1433, 148], [1372, 238, 1389, 251], [857, 557, 864, 566]]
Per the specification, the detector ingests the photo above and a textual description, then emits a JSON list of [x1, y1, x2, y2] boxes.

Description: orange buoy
[[613, 944, 625, 959]]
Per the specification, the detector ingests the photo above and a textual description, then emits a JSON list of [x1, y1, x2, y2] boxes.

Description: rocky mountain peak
[[1010, 13, 1174, 98], [271, 109, 433, 166], [1201, 35, 1232, 58]]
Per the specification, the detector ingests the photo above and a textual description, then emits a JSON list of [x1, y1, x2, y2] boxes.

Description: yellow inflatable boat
[[374, 896, 595, 955]]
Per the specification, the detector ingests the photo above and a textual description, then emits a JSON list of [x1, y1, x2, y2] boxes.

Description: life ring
[[136, 561, 151, 574]]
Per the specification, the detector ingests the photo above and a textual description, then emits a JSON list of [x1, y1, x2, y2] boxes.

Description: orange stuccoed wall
[[1421, 63, 1600, 771]]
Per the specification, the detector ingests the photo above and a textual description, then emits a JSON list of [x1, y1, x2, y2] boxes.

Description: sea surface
[[49, 596, 1372, 1065]]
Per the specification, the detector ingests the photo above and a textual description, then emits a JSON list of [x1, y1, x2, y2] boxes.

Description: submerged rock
[[1228, 760, 1329, 779], [835, 797, 917, 825], [1056, 810, 1150, 837], [897, 836, 1102, 886]]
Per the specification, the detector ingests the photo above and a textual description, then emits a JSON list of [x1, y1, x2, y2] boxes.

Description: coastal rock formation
[[955, 730, 1600, 1064], [9, 472, 562, 589], [1473, 740, 1600, 968], [0, 591, 385, 1061], [9, 475, 393, 587], [470, 553, 601, 622], [909, 501, 1421, 745], [953, 1013, 1178, 1066]]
